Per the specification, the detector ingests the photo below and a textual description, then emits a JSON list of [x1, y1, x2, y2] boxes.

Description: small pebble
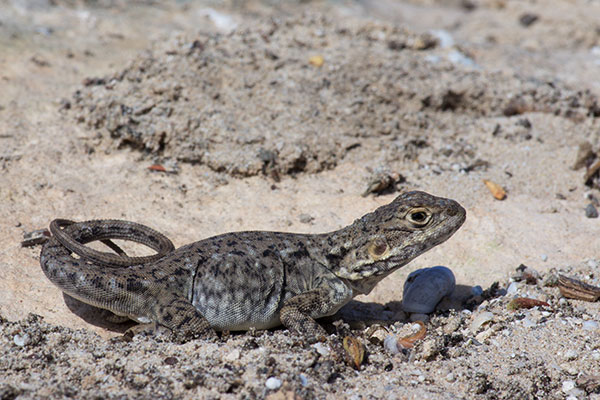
[[383, 335, 400, 355], [564, 349, 578, 361], [585, 203, 599, 218], [587, 259, 599, 269], [265, 377, 282, 390], [506, 282, 519, 295], [561, 363, 579, 376], [521, 317, 536, 328], [224, 349, 240, 362], [13, 334, 29, 347], [471, 285, 483, 296], [470, 311, 494, 333], [299, 214, 314, 224], [445, 373, 455, 382], [475, 328, 494, 342], [519, 13, 539, 27], [312, 342, 330, 357], [299, 374, 308, 387], [402, 266, 455, 313], [562, 380, 576, 393], [582, 320, 599, 331], [558, 298, 568, 306], [567, 391, 585, 400], [540, 254, 548, 262]]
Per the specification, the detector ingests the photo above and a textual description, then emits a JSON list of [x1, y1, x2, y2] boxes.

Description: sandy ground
[[1, 0, 600, 398]]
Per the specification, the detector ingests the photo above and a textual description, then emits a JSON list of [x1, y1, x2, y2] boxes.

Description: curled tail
[[39, 219, 173, 319]]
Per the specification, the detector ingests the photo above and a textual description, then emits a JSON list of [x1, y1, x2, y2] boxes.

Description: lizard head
[[330, 191, 465, 292]]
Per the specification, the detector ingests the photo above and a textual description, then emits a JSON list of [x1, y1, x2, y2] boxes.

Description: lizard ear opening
[[406, 207, 432, 227], [368, 238, 388, 260]]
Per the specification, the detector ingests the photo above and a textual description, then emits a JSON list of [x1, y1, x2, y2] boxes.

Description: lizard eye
[[407, 208, 431, 227], [368, 239, 388, 259]]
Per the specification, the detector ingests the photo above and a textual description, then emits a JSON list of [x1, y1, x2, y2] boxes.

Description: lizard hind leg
[[151, 296, 217, 342]]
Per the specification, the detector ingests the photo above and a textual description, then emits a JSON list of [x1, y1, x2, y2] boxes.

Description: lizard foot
[[121, 323, 218, 343], [170, 326, 219, 344]]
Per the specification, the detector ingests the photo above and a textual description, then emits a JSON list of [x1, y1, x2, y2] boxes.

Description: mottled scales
[[40, 191, 466, 339]]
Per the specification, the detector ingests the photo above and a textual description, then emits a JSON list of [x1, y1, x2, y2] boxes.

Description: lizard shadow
[[329, 283, 479, 327], [63, 283, 487, 334], [63, 293, 135, 333]]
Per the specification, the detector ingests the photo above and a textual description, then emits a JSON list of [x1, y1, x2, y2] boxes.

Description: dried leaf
[[21, 228, 51, 247], [365, 324, 389, 345], [584, 159, 600, 186], [558, 274, 600, 302], [507, 297, 550, 310], [148, 164, 167, 172], [342, 336, 364, 369], [397, 321, 426, 349], [572, 141, 595, 170], [483, 179, 507, 200], [309, 55, 324, 67]]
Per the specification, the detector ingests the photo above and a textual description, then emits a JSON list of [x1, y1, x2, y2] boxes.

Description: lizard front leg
[[279, 276, 352, 340]]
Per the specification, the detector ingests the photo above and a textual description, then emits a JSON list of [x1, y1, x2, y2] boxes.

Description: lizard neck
[[309, 217, 407, 296], [309, 222, 365, 273]]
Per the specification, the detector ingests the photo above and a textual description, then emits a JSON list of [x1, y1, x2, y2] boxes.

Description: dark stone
[[519, 13, 539, 27], [585, 203, 599, 218]]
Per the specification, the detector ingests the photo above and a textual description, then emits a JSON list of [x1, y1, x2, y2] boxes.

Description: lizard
[[39, 191, 466, 340]]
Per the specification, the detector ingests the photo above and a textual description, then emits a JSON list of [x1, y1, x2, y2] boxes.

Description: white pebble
[[562, 380, 576, 393], [506, 282, 519, 295], [13, 334, 29, 347], [383, 335, 400, 355], [521, 317, 536, 328], [312, 342, 330, 357], [540, 254, 548, 262], [475, 328, 494, 342], [564, 350, 578, 361], [224, 349, 240, 362], [582, 320, 599, 331], [445, 373, 455, 382], [299, 374, 308, 387], [587, 259, 599, 268], [592, 351, 600, 361], [402, 266, 455, 313], [265, 377, 282, 390], [571, 388, 586, 398], [470, 311, 494, 333], [558, 298, 568, 306]]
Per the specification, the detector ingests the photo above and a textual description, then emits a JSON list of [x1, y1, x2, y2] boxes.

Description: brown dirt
[[1, 0, 599, 399]]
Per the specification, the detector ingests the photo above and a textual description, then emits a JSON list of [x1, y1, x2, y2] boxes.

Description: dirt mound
[[70, 13, 599, 178]]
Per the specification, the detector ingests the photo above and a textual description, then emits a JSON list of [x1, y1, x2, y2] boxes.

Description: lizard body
[[40, 191, 466, 338]]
